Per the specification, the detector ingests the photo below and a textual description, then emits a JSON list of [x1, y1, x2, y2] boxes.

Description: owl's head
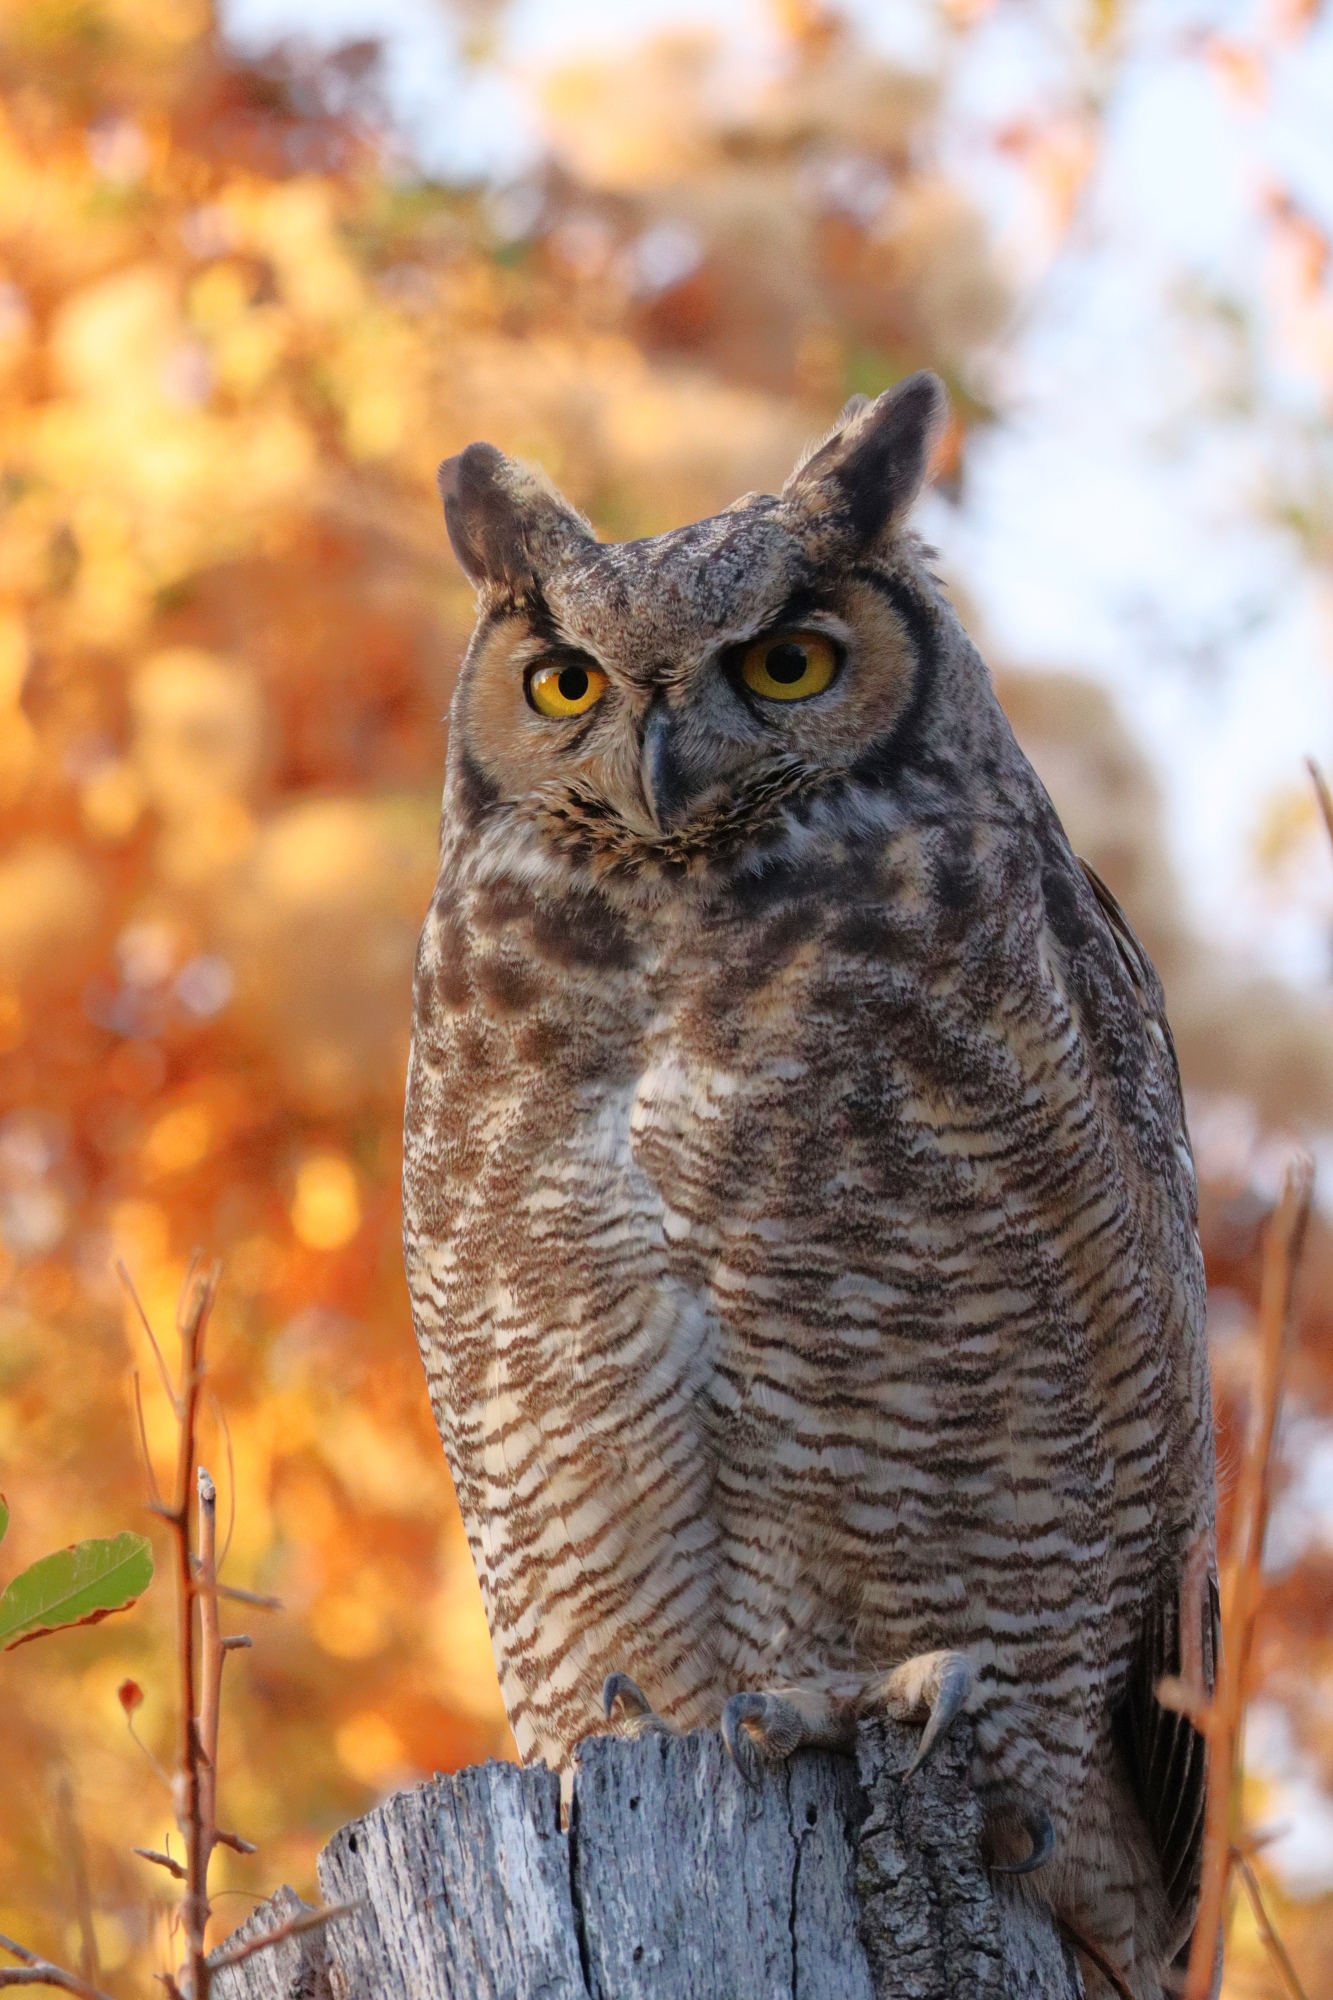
[[439, 372, 1001, 888]]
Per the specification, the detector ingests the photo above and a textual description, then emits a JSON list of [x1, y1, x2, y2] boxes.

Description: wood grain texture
[[216, 1727, 1083, 2000], [316, 1759, 585, 2000], [856, 1720, 1082, 2000], [573, 1728, 875, 2000], [209, 1884, 332, 2000]]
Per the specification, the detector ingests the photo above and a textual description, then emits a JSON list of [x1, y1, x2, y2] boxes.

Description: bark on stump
[[212, 1721, 1082, 2000]]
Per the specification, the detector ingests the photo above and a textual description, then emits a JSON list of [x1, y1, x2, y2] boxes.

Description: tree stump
[[211, 1722, 1082, 2000]]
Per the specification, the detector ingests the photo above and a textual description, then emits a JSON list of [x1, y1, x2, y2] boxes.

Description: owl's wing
[[1116, 1566, 1221, 1933], [1078, 859, 1184, 1104], [1080, 860, 1218, 1925]]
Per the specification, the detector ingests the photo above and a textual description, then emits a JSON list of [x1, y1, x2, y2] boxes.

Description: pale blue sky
[[220, 0, 1333, 992], [219, 0, 1333, 1890]]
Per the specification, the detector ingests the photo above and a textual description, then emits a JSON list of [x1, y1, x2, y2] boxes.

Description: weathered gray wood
[[573, 1729, 874, 2000], [216, 1727, 1084, 2000], [316, 1758, 585, 2000], [209, 1884, 332, 2000], [855, 1721, 1081, 2000]]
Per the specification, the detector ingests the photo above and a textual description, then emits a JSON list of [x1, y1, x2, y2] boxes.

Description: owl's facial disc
[[442, 370, 948, 857]]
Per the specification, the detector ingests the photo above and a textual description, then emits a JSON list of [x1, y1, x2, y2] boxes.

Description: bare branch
[[122, 1710, 173, 1792], [132, 1369, 165, 1508], [213, 1830, 256, 1856], [209, 1582, 281, 1611], [209, 1392, 237, 1572], [206, 1903, 358, 1973], [133, 1848, 188, 1882], [1183, 1156, 1314, 2000], [0, 1936, 116, 2000], [1235, 1856, 1311, 2000], [163, 1267, 221, 2000], [1306, 756, 1333, 853], [117, 1262, 183, 1419], [197, 1467, 222, 1860], [51, 1773, 98, 1990]]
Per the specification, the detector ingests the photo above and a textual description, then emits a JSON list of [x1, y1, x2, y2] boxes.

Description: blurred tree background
[[1, 0, 1332, 1990]]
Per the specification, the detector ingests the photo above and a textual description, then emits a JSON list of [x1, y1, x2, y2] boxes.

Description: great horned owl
[[402, 374, 1216, 1999]]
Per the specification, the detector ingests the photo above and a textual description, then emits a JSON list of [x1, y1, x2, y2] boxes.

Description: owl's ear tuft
[[783, 371, 948, 548], [438, 444, 594, 595]]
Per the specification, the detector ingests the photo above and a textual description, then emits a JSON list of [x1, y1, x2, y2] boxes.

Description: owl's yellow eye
[[527, 657, 609, 718], [739, 629, 839, 702]]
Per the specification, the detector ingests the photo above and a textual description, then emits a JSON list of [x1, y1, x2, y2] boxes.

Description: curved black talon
[[992, 1802, 1056, 1877], [721, 1693, 768, 1788], [602, 1671, 654, 1723], [902, 1654, 973, 1778]]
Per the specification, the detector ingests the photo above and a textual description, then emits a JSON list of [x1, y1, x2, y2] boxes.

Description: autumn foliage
[[0, 1, 1331, 1993]]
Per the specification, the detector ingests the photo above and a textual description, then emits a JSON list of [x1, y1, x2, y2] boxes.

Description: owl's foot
[[601, 1671, 680, 1741], [864, 1647, 975, 1777], [721, 1687, 855, 1787], [991, 1798, 1056, 1877], [719, 1650, 978, 1790]]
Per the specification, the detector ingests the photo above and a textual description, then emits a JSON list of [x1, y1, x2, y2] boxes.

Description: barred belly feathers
[[402, 373, 1217, 1999]]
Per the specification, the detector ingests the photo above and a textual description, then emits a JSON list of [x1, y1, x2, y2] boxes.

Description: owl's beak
[[640, 696, 706, 831]]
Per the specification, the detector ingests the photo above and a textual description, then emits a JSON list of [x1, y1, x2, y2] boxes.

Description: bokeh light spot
[[291, 1154, 362, 1251], [335, 1711, 408, 1787], [141, 1103, 212, 1178]]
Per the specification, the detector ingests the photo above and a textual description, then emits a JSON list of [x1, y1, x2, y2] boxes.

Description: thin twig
[[209, 1394, 237, 1572], [1183, 1155, 1314, 2000], [1234, 1855, 1311, 2000], [117, 1262, 183, 1419], [132, 1369, 164, 1509], [0, 1936, 115, 2000], [51, 1774, 97, 1989], [122, 1710, 173, 1792], [205, 1904, 358, 1973], [1305, 756, 1333, 851], [1059, 1919, 1135, 2000], [197, 1467, 222, 1863], [208, 1584, 280, 1616], [0, 1978, 107, 1994], [165, 1266, 221, 2000], [134, 1848, 188, 1881]]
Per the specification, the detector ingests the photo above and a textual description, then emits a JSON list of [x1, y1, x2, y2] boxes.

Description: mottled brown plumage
[[402, 374, 1217, 1998]]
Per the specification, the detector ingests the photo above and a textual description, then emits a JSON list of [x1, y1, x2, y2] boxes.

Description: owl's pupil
[[557, 664, 589, 702], [765, 642, 807, 684]]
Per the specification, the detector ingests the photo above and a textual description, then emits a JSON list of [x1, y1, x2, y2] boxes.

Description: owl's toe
[[868, 1647, 975, 1776], [991, 1798, 1056, 1876], [601, 1671, 679, 1740], [721, 1691, 809, 1786]]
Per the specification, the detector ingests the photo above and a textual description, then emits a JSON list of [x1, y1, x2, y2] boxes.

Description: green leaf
[[0, 1494, 8, 1549], [0, 1532, 154, 1650]]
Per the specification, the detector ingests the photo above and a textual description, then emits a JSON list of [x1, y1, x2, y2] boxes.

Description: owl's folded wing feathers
[[1080, 858, 1219, 1937]]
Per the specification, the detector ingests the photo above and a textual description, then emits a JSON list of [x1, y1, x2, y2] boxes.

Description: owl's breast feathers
[[406, 792, 1207, 1551], [403, 791, 1214, 1944]]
